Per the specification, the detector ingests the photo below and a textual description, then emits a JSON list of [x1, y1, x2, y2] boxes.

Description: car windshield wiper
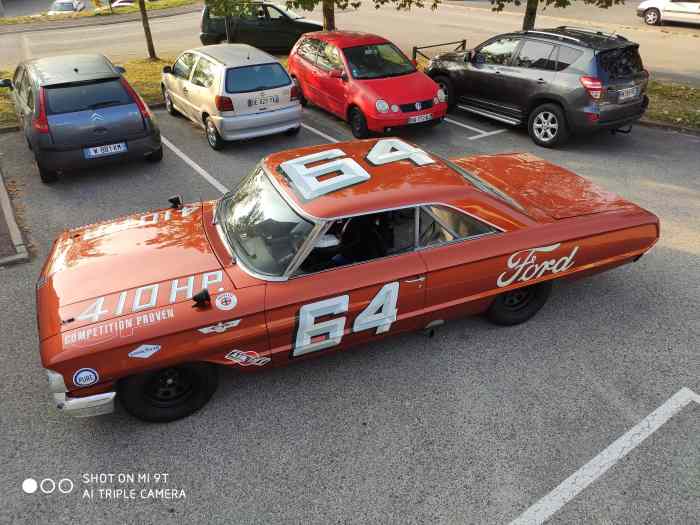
[[89, 100, 123, 109]]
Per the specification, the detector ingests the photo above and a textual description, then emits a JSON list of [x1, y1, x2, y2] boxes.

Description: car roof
[[26, 54, 118, 86], [191, 44, 278, 66], [304, 31, 389, 48], [515, 27, 635, 50], [262, 139, 476, 220]]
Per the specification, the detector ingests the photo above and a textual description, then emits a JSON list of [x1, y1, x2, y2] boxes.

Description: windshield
[[225, 63, 291, 94], [217, 168, 315, 277], [343, 43, 416, 80], [50, 2, 74, 11]]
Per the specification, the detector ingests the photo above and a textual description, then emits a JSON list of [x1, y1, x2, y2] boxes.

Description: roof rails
[[555, 26, 629, 41], [525, 31, 581, 44]]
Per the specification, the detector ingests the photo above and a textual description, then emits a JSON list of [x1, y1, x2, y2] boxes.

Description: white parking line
[[302, 123, 340, 143], [444, 117, 507, 141], [509, 387, 700, 525], [161, 136, 229, 194]]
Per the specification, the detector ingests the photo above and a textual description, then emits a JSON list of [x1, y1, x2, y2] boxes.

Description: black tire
[[285, 126, 301, 136], [162, 87, 179, 116], [644, 8, 661, 25], [294, 78, 308, 107], [146, 145, 163, 162], [528, 103, 569, 148], [349, 107, 369, 139], [38, 163, 58, 183], [118, 362, 218, 423], [486, 281, 552, 326], [205, 116, 224, 150], [433, 75, 454, 108]]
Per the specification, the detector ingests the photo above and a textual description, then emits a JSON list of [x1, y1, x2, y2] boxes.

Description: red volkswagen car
[[288, 31, 448, 138]]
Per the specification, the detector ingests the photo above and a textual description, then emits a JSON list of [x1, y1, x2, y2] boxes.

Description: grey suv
[[0, 54, 162, 183], [425, 27, 650, 147]]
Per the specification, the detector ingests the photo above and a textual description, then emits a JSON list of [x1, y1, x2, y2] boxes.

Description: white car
[[637, 0, 700, 26], [47, 0, 85, 15], [161, 44, 302, 150]]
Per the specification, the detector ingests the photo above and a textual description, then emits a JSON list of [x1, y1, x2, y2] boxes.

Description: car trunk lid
[[44, 78, 145, 146], [224, 62, 296, 116], [450, 153, 636, 221]]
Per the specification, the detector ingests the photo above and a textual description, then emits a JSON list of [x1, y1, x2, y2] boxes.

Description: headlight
[[375, 99, 389, 113], [46, 369, 67, 394], [391, 104, 399, 113], [437, 88, 446, 103]]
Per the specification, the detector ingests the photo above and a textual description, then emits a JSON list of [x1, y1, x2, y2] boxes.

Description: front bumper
[[53, 391, 116, 418], [365, 102, 448, 133], [212, 104, 302, 141]]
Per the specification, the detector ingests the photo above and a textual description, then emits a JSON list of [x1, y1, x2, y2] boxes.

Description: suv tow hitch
[[612, 125, 633, 134]]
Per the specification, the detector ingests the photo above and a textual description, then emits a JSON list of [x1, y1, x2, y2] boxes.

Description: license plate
[[618, 86, 640, 102], [408, 113, 432, 124], [248, 95, 280, 108], [84, 142, 127, 159]]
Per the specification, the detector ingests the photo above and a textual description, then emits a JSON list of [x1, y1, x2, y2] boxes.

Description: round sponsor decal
[[73, 368, 99, 387], [215, 292, 238, 311]]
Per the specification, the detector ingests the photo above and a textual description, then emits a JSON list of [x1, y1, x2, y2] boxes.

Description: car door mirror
[[114, 66, 126, 75], [0, 79, 12, 90], [162, 65, 172, 74]]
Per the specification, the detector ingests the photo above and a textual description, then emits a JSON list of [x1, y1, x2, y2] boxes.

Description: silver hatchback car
[[1, 54, 162, 183], [161, 44, 302, 150]]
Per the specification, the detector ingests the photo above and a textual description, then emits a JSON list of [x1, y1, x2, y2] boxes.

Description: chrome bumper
[[53, 391, 116, 418]]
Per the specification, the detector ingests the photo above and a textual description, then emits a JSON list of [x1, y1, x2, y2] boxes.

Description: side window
[[317, 43, 344, 71], [191, 57, 216, 88], [172, 53, 196, 80], [513, 40, 556, 70], [265, 5, 285, 19], [555, 46, 584, 72], [297, 38, 321, 64], [478, 38, 520, 66], [297, 208, 416, 275], [419, 205, 496, 247]]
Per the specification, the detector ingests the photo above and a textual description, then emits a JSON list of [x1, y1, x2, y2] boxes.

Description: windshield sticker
[[497, 243, 579, 287]]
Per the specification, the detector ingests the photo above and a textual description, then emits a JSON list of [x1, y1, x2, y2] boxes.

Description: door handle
[[537, 78, 546, 84], [404, 276, 426, 283]]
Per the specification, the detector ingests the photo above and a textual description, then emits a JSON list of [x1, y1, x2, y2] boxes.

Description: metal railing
[[412, 40, 467, 62]]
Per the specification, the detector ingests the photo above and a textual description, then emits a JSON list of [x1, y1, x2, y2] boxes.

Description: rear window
[[44, 79, 132, 115], [225, 63, 290, 94], [597, 46, 644, 80]]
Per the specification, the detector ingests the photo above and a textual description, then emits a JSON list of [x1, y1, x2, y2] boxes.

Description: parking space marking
[[302, 123, 340, 143], [510, 387, 700, 525], [161, 136, 229, 194], [444, 117, 507, 141]]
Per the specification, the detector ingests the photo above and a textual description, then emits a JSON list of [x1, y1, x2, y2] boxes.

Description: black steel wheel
[[486, 281, 552, 326]]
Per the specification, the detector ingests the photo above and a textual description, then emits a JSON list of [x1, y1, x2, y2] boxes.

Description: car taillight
[[290, 84, 300, 101], [215, 96, 234, 112], [119, 77, 152, 119], [33, 87, 49, 134], [580, 76, 603, 100]]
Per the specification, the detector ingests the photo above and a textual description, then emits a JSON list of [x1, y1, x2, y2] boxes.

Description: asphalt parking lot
[[1, 104, 698, 524]]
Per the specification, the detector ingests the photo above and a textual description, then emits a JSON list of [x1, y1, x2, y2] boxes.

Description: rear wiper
[[89, 100, 123, 109]]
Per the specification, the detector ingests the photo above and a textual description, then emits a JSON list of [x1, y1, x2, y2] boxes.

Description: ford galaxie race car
[[37, 138, 659, 422]]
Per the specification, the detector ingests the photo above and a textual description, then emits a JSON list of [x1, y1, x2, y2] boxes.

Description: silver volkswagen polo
[[161, 44, 302, 150]]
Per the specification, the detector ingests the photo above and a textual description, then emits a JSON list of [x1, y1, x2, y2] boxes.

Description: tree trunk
[[138, 0, 157, 59], [322, 0, 335, 31], [522, 0, 539, 31]]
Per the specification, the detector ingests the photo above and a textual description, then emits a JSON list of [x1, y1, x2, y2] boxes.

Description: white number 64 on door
[[293, 282, 399, 357]]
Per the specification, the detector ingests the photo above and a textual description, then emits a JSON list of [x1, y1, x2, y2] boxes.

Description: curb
[[638, 118, 700, 137], [0, 159, 29, 267], [0, 4, 201, 35]]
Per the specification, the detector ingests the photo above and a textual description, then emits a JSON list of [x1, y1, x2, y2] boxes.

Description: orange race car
[[36, 138, 659, 422]]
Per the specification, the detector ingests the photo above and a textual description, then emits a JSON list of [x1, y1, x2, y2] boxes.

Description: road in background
[[0, 3, 699, 84], [1, 0, 94, 17]]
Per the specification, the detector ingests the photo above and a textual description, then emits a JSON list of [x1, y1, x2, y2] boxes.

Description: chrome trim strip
[[457, 104, 521, 126], [54, 391, 116, 418]]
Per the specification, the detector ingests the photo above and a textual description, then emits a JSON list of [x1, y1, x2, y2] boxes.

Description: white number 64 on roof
[[279, 139, 434, 201]]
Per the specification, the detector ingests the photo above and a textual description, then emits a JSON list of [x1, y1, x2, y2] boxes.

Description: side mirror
[[329, 69, 344, 79], [162, 65, 172, 75], [0, 79, 12, 90], [114, 66, 126, 74], [168, 194, 183, 209]]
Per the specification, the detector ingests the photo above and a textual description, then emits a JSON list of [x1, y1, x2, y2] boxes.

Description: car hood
[[451, 153, 637, 222], [36, 203, 228, 340], [357, 71, 438, 104]]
